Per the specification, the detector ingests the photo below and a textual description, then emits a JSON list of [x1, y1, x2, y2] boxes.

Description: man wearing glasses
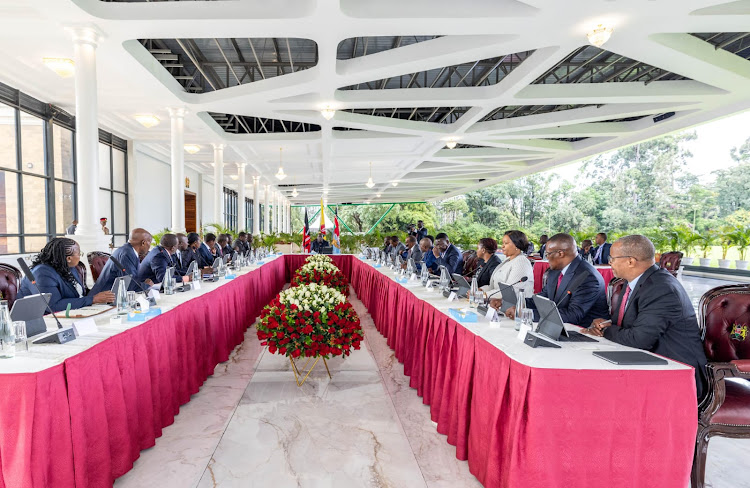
[[585, 235, 708, 398], [504, 233, 609, 325]]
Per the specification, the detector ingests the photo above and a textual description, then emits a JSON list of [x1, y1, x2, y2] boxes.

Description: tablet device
[[110, 275, 132, 294], [496, 281, 517, 313], [532, 295, 597, 343], [10, 294, 52, 338]]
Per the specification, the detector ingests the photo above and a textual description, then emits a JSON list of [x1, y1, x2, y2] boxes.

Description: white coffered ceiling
[[0, 0, 749, 204]]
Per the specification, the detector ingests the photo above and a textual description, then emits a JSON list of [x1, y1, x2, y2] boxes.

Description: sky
[[553, 109, 750, 184]]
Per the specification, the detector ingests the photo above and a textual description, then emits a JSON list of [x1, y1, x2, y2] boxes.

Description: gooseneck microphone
[[17, 258, 77, 344], [109, 255, 158, 303]]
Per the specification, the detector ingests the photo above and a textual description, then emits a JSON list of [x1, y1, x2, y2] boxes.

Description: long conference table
[[0, 254, 696, 488]]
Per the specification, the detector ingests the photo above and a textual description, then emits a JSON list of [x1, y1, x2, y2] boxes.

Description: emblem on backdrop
[[185, 177, 190, 189]]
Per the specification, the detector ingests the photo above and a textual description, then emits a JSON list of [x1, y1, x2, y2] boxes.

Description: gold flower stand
[[289, 356, 332, 387]]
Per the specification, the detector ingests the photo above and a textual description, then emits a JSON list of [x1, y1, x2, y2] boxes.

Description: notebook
[[592, 351, 668, 365]]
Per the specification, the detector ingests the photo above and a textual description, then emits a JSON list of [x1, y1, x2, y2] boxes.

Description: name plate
[[410, 273, 417, 281], [192, 281, 202, 290], [73, 317, 98, 336], [447, 292, 457, 302], [148, 289, 160, 301], [485, 307, 498, 321]]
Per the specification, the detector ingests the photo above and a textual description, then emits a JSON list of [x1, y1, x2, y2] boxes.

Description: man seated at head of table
[[136, 233, 185, 285], [502, 233, 609, 326], [198, 233, 218, 268], [311, 233, 327, 254], [90, 228, 154, 295], [474, 238, 502, 288], [485, 230, 535, 298], [583, 234, 708, 398], [432, 233, 464, 275], [17, 238, 116, 312]]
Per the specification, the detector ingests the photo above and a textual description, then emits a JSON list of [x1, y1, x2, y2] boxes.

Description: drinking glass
[[14, 321, 28, 352], [473, 290, 485, 308], [521, 309, 534, 330], [126, 291, 137, 310]]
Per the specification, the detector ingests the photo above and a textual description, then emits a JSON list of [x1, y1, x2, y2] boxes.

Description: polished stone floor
[[115, 282, 750, 488]]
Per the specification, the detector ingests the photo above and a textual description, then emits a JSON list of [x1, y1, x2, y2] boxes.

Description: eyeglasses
[[608, 255, 636, 263]]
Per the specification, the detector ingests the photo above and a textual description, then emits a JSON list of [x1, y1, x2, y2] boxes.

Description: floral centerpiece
[[306, 254, 333, 264], [257, 283, 363, 361], [291, 260, 350, 296]]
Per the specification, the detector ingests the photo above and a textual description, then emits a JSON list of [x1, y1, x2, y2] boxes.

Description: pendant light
[[365, 162, 375, 188], [275, 147, 287, 180]]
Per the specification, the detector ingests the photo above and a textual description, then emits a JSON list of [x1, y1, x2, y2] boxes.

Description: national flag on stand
[[319, 198, 326, 239], [303, 207, 311, 253], [332, 208, 341, 254]]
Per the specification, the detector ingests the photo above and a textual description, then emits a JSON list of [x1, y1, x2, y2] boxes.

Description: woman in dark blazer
[[474, 238, 502, 288], [17, 238, 115, 312]]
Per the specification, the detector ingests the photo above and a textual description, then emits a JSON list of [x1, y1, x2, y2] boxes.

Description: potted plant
[[718, 227, 734, 268], [681, 228, 703, 266], [729, 226, 750, 270], [699, 232, 715, 267]]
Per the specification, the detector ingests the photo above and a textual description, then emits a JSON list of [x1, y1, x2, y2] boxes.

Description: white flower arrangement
[[299, 261, 340, 274], [306, 255, 333, 264], [278, 283, 346, 312]]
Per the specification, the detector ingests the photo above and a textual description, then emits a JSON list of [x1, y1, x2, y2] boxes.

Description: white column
[[237, 162, 246, 231], [212, 144, 224, 224], [71, 27, 104, 241], [169, 107, 186, 233], [263, 185, 271, 234], [275, 192, 281, 233], [287, 202, 291, 233], [280, 197, 285, 234], [252, 176, 260, 236]]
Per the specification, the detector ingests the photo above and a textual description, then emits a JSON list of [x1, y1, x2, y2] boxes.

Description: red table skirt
[[0, 258, 286, 488], [533, 261, 616, 293], [347, 256, 697, 488]]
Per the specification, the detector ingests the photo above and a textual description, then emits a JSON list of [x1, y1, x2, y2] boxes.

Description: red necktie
[[617, 286, 631, 326], [556, 272, 564, 292]]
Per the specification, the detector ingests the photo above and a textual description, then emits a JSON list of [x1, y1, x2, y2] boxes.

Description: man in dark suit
[[434, 233, 464, 275], [401, 235, 423, 269], [419, 237, 436, 273], [233, 232, 251, 254], [311, 234, 327, 253], [136, 233, 185, 284], [586, 235, 708, 398], [197, 233, 218, 268], [172, 233, 189, 274], [382, 237, 392, 256], [219, 234, 233, 257], [389, 236, 406, 261], [182, 233, 201, 270], [90, 228, 154, 295], [416, 220, 428, 243], [505, 233, 609, 325], [592, 232, 611, 265]]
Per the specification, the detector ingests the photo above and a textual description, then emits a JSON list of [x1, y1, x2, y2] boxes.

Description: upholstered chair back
[[700, 284, 750, 363], [0, 263, 22, 308], [659, 251, 684, 276], [87, 252, 111, 283]]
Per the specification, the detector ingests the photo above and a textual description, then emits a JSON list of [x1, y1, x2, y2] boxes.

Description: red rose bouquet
[[291, 260, 350, 296], [257, 283, 363, 359]]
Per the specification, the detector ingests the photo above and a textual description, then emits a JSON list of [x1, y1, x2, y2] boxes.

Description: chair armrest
[[730, 360, 750, 375], [699, 362, 739, 424]]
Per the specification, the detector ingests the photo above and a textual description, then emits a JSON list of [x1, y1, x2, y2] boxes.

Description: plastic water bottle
[[469, 276, 479, 307], [515, 289, 525, 331], [115, 279, 128, 314], [0, 300, 15, 359]]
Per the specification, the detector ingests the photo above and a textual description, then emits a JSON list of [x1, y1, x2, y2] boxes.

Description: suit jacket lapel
[[553, 257, 581, 301], [622, 265, 658, 324]]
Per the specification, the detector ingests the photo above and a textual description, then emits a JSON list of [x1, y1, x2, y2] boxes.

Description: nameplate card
[[410, 273, 417, 281], [148, 289, 160, 301], [485, 308, 498, 321], [72, 317, 98, 337], [517, 323, 531, 341], [192, 281, 201, 290], [136, 296, 150, 312], [447, 292, 457, 302]]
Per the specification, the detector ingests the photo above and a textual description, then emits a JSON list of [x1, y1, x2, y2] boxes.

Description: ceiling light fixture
[[446, 138, 458, 149], [43, 57, 75, 78], [291, 176, 299, 198], [375, 193, 381, 198], [323, 188, 329, 195], [184, 144, 201, 154], [321, 106, 336, 120], [391, 181, 399, 187], [275, 147, 287, 180], [229, 174, 238, 181], [365, 162, 375, 188], [587, 24, 614, 47], [134, 114, 160, 128]]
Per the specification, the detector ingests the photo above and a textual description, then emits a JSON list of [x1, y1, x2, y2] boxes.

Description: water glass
[[126, 291, 137, 310], [14, 321, 28, 352], [521, 309, 534, 330]]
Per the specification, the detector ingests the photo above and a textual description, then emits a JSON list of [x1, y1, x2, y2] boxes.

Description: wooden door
[[184, 191, 197, 233]]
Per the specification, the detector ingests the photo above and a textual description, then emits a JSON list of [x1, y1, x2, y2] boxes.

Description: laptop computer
[[10, 293, 52, 338], [532, 295, 598, 343]]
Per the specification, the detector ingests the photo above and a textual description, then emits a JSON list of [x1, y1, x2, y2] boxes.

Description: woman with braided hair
[[17, 238, 115, 312]]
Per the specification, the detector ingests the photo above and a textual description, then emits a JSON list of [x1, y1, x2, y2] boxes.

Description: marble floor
[[115, 284, 750, 488]]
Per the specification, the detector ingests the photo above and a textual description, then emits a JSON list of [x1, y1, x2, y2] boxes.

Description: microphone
[[17, 258, 76, 345], [109, 255, 157, 304]]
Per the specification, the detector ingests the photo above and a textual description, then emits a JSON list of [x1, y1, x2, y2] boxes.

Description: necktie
[[555, 272, 564, 294], [617, 286, 631, 326]]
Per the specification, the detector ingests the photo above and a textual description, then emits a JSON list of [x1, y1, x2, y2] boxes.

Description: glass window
[[0, 103, 16, 170], [0, 171, 19, 235], [20, 112, 45, 176], [22, 175, 46, 234], [98, 143, 111, 189], [113, 192, 126, 234], [0, 236, 19, 254], [55, 181, 75, 234], [98, 189, 111, 225], [113, 235, 126, 247], [53, 124, 75, 180], [24, 235, 49, 253], [112, 149, 126, 192]]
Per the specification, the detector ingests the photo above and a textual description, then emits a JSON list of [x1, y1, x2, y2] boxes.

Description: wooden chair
[[692, 284, 750, 488], [87, 251, 111, 283], [0, 263, 22, 309], [659, 251, 684, 277]]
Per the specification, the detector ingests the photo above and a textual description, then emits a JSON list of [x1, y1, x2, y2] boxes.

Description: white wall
[[131, 144, 172, 234]]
